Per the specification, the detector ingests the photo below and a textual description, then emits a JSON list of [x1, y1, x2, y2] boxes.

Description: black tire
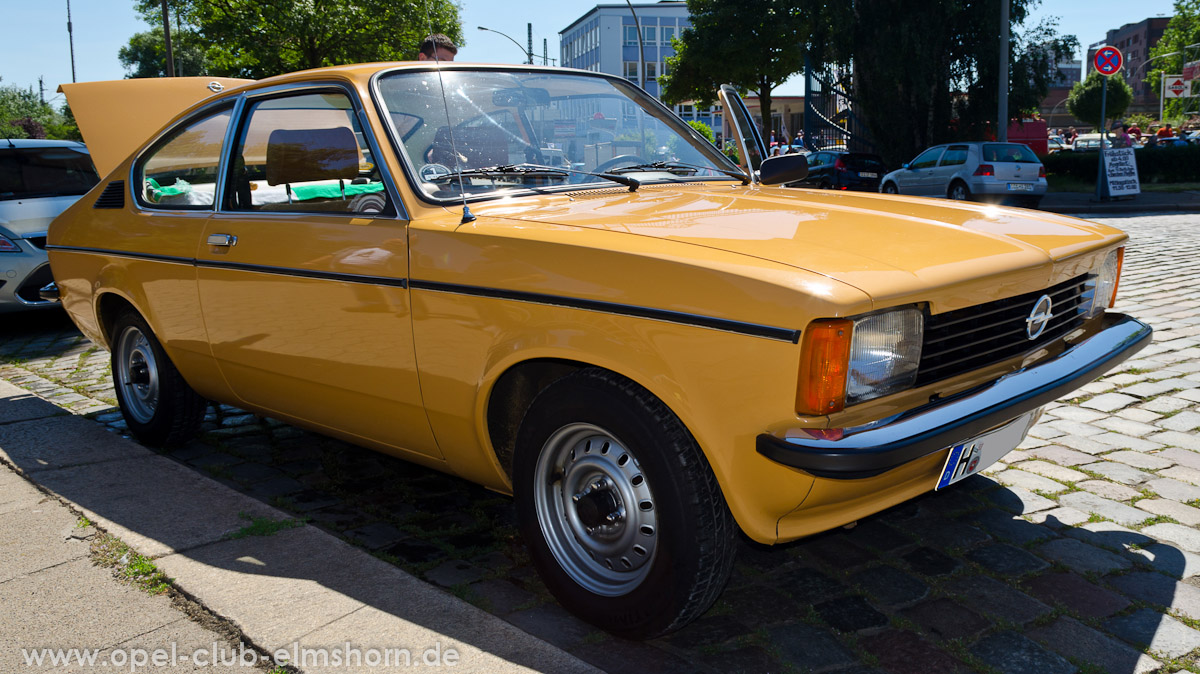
[[513, 368, 736, 639], [948, 180, 971, 201], [882, 182, 899, 194], [110, 308, 207, 447], [1023, 195, 1043, 210]]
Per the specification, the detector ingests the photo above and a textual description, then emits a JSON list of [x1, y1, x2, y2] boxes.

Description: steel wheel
[[883, 183, 898, 194], [534, 423, 657, 596], [949, 181, 970, 200], [115, 324, 160, 424], [109, 308, 206, 447]]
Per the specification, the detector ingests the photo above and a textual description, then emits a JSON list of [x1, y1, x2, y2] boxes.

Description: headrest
[[266, 127, 359, 186]]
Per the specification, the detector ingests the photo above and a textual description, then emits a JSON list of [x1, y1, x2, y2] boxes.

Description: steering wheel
[[594, 154, 650, 174]]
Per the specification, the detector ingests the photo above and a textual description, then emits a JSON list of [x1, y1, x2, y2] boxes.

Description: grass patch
[[75, 515, 92, 529], [91, 533, 170, 594], [225, 512, 305, 539]]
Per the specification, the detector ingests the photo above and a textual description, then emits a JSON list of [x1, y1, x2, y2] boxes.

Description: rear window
[[0, 147, 100, 201], [844, 154, 886, 171], [982, 144, 1038, 163]]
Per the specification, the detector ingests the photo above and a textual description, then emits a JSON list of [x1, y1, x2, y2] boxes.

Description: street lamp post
[[478, 25, 533, 65]]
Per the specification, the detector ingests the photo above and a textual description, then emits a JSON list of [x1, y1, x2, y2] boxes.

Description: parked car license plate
[[935, 410, 1039, 489], [859, 172, 878, 178], [1006, 183, 1034, 191]]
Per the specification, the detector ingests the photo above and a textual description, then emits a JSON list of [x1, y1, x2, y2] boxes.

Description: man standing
[[419, 34, 458, 61]]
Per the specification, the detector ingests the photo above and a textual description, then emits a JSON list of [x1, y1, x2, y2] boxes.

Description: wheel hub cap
[[533, 423, 658, 596]]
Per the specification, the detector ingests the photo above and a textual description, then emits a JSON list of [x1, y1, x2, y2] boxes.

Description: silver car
[[880, 142, 1047, 208], [0, 139, 99, 312]]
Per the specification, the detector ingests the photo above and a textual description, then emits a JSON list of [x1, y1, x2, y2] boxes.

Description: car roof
[[0, 138, 88, 150]]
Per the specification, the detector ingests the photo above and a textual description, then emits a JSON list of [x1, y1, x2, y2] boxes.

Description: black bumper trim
[[757, 313, 1152, 479]]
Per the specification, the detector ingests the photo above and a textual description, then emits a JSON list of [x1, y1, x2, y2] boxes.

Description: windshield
[[374, 68, 739, 201], [0, 146, 99, 201]]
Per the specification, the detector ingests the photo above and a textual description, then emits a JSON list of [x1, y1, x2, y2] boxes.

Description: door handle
[[207, 233, 237, 247]]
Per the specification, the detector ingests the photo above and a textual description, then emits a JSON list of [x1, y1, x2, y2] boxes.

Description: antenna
[[424, 4, 474, 223]]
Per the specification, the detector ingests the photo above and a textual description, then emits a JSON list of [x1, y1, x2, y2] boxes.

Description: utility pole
[[66, 0, 76, 83], [543, 38, 548, 66], [527, 23, 534, 65], [998, 0, 1009, 142], [161, 0, 175, 77]]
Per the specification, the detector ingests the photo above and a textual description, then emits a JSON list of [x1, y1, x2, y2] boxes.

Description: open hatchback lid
[[59, 77, 254, 177]]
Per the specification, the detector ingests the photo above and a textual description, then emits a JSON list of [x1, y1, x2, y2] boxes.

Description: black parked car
[[789, 150, 887, 192]]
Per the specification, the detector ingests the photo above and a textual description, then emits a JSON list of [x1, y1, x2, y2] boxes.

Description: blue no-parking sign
[[1094, 46, 1123, 76]]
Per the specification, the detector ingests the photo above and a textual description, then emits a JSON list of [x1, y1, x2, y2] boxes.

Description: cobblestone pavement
[[2, 212, 1199, 674]]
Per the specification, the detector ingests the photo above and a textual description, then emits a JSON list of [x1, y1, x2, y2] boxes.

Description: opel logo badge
[[1026, 294, 1053, 340], [207, 81, 225, 93]]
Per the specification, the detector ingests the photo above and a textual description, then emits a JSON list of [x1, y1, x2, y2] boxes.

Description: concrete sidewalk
[[0, 380, 596, 674], [1041, 190, 1200, 214]]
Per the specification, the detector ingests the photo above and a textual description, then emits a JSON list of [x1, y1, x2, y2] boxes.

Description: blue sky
[[0, 0, 1181, 107]]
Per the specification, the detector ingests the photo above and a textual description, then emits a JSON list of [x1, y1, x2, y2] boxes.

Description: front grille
[[15, 264, 54, 303], [25, 236, 47, 250], [916, 274, 1090, 387]]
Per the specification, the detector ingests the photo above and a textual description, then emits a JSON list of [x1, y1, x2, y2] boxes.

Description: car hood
[[470, 184, 1125, 310], [0, 195, 85, 238]]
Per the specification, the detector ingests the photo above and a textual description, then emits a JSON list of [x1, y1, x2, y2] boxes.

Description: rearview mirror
[[493, 87, 550, 107], [902, 163, 912, 170], [759, 154, 808, 185]]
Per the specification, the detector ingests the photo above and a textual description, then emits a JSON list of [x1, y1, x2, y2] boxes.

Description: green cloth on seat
[[291, 181, 385, 201]]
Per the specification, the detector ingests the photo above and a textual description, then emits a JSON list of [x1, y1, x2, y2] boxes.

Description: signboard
[[1165, 76, 1186, 99], [1104, 147, 1140, 198], [1094, 46, 1124, 76], [1184, 60, 1199, 81]]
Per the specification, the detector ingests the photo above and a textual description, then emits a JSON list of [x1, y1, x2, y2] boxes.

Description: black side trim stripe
[[192, 259, 408, 288], [46, 245, 408, 288], [46, 244, 192, 265], [410, 279, 802, 343], [47, 244, 799, 342]]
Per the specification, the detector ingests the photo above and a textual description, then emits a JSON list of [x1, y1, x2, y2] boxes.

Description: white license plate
[[1006, 183, 1034, 191], [859, 172, 878, 178], [935, 410, 1039, 489]]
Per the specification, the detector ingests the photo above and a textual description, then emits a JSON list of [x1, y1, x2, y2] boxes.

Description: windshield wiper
[[429, 164, 641, 191], [608, 161, 749, 185]]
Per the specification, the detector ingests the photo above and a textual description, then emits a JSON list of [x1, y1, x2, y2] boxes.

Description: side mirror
[[759, 154, 808, 185], [902, 163, 912, 170]]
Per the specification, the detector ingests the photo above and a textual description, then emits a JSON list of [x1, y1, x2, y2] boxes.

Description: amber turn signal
[[796, 319, 852, 416]]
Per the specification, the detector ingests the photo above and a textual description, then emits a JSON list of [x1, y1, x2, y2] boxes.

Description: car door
[[196, 85, 441, 460], [930, 145, 969, 197], [907, 146, 946, 196]]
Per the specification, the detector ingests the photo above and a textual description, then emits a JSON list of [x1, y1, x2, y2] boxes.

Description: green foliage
[[1148, 0, 1200, 118], [0, 85, 80, 140], [661, 0, 831, 133], [1042, 143, 1200, 183], [122, 0, 463, 80], [824, 0, 1075, 168], [1126, 113, 1156, 129], [1067, 72, 1134, 128], [687, 119, 715, 144], [226, 512, 305, 539], [119, 27, 211, 78]]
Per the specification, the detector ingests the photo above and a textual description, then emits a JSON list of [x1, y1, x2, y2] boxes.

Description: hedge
[[1040, 144, 1200, 184]]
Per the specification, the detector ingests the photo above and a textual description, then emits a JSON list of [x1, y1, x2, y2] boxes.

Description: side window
[[911, 147, 943, 169], [939, 146, 968, 167], [226, 91, 393, 216], [137, 107, 232, 209]]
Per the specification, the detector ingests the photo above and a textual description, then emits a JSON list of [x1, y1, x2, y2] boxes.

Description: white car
[[880, 142, 1047, 208], [0, 139, 99, 312]]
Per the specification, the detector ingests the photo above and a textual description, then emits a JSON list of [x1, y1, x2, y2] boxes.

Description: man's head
[[419, 34, 458, 61]]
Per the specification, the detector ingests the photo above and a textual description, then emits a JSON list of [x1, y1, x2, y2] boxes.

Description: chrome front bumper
[[757, 312, 1152, 479]]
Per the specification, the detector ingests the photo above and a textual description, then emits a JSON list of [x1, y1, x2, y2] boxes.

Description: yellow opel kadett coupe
[[48, 64, 1150, 638]]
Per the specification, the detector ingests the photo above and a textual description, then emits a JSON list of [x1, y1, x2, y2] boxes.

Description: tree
[[119, 27, 211, 78], [823, 0, 1076, 167], [121, 0, 463, 80], [1148, 0, 1200, 119], [660, 0, 829, 135], [1066, 72, 1133, 129], [0, 85, 79, 140]]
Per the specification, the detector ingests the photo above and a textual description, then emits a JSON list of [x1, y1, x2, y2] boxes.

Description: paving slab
[[1109, 572, 1200, 621], [970, 631, 1075, 674], [0, 379, 64, 425], [154, 525, 594, 673], [1125, 542, 1200, 579], [1034, 538, 1132, 574], [1104, 608, 1200, 659], [942, 575, 1051, 625], [1147, 477, 1200, 502], [1143, 523, 1200, 552], [0, 485, 88, 583], [1137, 499, 1200, 526], [0, 415, 146, 473], [1058, 491, 1152, 527], [1026, 616, 1159, 674], [28, 455, 284, 559], [1080, 461, 1154, 486]]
